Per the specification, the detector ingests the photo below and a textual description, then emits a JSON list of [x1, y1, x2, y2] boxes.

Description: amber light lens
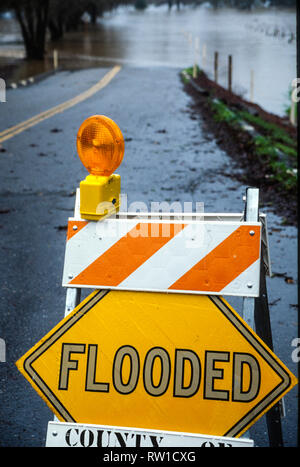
[[77, 115, 125, 176]]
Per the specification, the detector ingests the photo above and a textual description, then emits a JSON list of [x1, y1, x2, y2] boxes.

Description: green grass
[[284, 83, 298, 121], [253, 135, 278, 159], [208, 99, 297, 192], [181, 73, 190, 84], [184, 66, 201, 77], [182, 66, 297, 193], [210, 99, 239, 125], [274, 142, 297, 159], [238, 110, 296, 147]]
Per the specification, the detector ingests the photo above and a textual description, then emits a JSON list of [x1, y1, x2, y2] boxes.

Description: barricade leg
[[243, 187, 284, 447], [254, 259, 284, 447]]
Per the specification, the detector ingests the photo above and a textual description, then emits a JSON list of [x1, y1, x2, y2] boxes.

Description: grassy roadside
[[181, 66, 297, 223], [210, 98, 297, 191]]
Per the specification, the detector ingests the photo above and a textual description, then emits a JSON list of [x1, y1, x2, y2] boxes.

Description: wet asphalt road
[[0, 66, 298, 447]]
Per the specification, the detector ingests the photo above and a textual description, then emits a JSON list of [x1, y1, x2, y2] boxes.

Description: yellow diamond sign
[[16, 290, 297, 438]]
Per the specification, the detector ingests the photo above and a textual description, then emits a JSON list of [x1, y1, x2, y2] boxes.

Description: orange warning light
[[77, 115, 124, 176], [76, 115, 125, 220]]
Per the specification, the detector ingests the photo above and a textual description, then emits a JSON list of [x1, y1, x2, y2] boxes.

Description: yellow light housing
[[76, 115, 125, 220]]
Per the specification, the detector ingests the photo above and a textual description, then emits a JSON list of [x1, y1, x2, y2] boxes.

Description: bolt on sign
[[62, 218, 262, 297], [16, 290, 297, 438]]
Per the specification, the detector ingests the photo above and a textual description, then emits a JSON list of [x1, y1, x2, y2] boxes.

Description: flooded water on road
[[0, 5, 296, 116]]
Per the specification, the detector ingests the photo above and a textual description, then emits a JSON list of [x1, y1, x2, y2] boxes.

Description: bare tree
[[11, 0, 50, 59]]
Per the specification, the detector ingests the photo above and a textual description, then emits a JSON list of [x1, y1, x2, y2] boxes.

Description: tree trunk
[[48, 17, 64, 42], [14, 0, 49, 60], [65, 10, 84, 32], [88, 3, 98, 25]]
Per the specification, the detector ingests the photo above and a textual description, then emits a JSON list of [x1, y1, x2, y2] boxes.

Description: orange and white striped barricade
[[62, 212, 262, 298]]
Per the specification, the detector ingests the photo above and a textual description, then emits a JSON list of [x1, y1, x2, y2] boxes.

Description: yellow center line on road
[[0, 65, 121, 144]]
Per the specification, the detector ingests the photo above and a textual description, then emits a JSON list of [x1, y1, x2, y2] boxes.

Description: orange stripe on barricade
[[169, 225, 261, 292], [67, 220, 88, 241], [69, 222, 186, 286]]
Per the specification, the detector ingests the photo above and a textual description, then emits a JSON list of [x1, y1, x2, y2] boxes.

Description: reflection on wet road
[[0, 5, 296, 115]]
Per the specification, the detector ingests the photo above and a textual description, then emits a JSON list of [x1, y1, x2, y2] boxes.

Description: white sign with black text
[[46, 421, 254, 448]]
